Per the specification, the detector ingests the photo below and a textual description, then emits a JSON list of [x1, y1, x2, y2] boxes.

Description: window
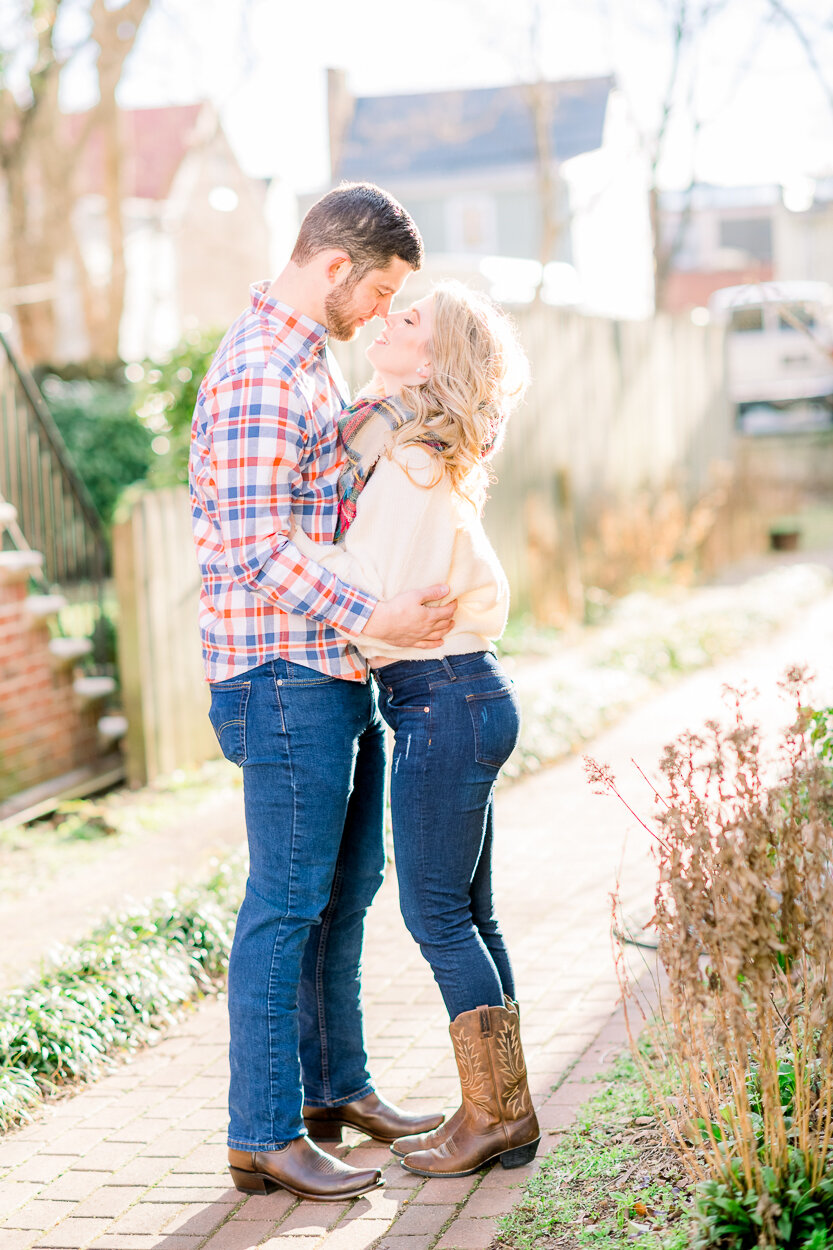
[[718, 217, 773, 263], [778, 302, 817, 333], [445, 195, 498, 254], [730, 307, 764, 333]]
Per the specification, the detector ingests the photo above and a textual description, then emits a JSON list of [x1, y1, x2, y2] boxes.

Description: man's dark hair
[[291, 182, 424, 279]]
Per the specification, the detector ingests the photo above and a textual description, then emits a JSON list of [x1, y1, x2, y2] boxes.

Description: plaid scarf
[[335, 393, 502, 539], [335, 395, 413, 539]]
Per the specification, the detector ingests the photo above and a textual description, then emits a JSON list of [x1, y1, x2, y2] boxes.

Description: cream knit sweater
[[293, 443, 509, 663]]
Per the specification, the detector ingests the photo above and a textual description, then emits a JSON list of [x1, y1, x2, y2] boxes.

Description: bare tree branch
[[766, 0, 833, 115]]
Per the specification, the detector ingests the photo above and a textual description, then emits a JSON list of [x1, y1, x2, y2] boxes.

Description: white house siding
[[164, 128, 271, 345], [561, 91, 654, 320], [774, 201, 833, 286]]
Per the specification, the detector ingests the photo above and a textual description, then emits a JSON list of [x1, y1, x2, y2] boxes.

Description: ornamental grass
[[588, 669, 833, 1248]]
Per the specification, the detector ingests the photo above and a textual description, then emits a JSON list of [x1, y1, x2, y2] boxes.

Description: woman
[[292, 282, 540, 1178]]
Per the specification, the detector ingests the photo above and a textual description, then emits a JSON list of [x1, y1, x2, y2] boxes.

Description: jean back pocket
[[465, 686, 520, 768], [208, 680, 251, 766]]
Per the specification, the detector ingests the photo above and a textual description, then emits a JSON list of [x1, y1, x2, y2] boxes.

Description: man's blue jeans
[[208, 658, 386, 1150]]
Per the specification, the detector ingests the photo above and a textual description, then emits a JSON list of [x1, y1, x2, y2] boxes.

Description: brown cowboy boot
[[390, 997, 519, 1160], [399, 1003, 539, 1177]]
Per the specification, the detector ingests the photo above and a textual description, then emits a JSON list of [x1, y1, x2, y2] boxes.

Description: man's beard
[[324, 282, 363, 341]]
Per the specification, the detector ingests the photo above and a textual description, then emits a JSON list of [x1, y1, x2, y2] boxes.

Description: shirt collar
[[250, 280, 328, 360]]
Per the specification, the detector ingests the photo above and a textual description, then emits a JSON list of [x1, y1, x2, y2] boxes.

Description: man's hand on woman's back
[[362, 585, 456, 648]]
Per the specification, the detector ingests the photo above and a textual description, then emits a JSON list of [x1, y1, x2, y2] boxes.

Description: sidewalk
[[1, 592, 832, 1250]]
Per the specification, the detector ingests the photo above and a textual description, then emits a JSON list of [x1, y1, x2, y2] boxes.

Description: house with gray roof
[[326, 70, 654, 318]]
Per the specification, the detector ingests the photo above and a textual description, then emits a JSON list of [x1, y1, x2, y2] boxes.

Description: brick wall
[[0, 580, 101, 803]]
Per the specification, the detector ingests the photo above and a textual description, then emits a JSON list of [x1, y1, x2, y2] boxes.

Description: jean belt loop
[[441, 656, 457, 681]]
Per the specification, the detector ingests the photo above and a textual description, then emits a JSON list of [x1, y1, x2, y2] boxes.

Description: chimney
[[327, 67, 354, 182]]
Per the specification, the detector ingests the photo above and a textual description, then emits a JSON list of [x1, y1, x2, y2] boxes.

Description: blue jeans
[[208, 658, 386, 1150], [375, 651, 520, 1021]]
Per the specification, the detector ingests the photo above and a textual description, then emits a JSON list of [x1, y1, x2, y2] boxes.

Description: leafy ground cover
[[0, 855, 244, 1132], [496, 1050, 689, 1250]]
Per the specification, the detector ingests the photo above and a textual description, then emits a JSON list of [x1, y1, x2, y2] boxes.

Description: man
[[190, 183, 453, 1202]]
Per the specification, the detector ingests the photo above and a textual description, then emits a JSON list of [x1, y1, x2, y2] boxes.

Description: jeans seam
[[265, 921, 286, 1146], [416, 696, 430, 965], [314, 855, 344, 1102], [265, 700, 297, 1144]]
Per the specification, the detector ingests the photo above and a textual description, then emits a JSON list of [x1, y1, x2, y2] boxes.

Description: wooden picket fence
[[113, 488, 215, 786]]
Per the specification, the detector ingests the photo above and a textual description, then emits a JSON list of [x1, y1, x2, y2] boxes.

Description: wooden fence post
[[113, 488, 215, 787]]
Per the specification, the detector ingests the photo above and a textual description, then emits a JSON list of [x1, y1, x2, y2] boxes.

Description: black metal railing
[[0, 332, 109, 590]]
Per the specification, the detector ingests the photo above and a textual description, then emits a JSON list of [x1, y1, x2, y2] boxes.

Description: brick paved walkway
[[2, 592, 832, 1250]]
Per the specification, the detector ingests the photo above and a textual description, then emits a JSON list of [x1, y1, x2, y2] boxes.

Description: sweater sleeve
[[291, 446, 457, 622]]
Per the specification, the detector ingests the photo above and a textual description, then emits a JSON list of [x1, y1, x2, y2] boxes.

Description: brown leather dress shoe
[[304, 1090, 444, 1145], [228, 1137, 383, 1200]]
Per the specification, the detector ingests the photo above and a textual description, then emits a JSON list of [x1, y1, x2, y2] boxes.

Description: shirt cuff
[[326, 587, 377, 635]]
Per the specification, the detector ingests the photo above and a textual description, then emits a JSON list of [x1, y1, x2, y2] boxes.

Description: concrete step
[[97, 714, 128, 744], [24, 592, 67, 619], [73, 675, 117, 702], [48, 637, 94, 664], [0, 549, 44, 583], [0, 501, 17, 531]]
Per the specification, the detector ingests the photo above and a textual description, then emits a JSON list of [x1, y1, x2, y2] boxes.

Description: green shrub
[[131, 328, 224, 487], [694, 1153, 833, 1249], [40, 376, 154, 524]]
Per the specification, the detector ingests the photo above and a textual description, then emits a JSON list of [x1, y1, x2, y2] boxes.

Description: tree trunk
[[0, 0, 151, 366], [3, 149, 57, 363], [527, 79, 559, 299]]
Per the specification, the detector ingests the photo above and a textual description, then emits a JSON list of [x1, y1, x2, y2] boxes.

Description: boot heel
[[229, 1166, 279, 1194], [304, 1121, 343, 1143], [499, 1138, 540, 1169]]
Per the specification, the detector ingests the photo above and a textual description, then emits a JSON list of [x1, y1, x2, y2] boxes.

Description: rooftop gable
[[335, 76, 614, 182], [64, 103, 204, 201]]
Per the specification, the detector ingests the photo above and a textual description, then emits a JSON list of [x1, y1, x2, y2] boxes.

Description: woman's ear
[[415, 362, 432, 379]]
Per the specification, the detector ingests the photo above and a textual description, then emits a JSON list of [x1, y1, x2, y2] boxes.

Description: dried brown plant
[[587, 668, 833, 1232], [582, 471, 731, 594]]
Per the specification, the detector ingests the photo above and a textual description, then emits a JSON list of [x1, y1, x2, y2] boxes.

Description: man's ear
[[325, 253, 353, 286]]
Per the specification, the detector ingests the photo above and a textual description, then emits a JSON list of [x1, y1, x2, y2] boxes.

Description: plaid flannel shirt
[[190, 281, 376, 682]]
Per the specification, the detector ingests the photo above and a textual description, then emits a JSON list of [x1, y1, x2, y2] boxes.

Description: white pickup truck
[[707, 281, 833, 433]]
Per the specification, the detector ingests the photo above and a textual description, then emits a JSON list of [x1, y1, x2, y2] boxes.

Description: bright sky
[[56, 0, 833, 195]]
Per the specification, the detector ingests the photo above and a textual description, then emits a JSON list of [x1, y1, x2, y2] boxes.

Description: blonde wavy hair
[[373, 282, 529, 511]]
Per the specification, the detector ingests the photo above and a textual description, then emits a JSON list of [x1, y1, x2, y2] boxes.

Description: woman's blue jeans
[[208, 658, 386, 1151], [375, 651, 520, 1021]]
